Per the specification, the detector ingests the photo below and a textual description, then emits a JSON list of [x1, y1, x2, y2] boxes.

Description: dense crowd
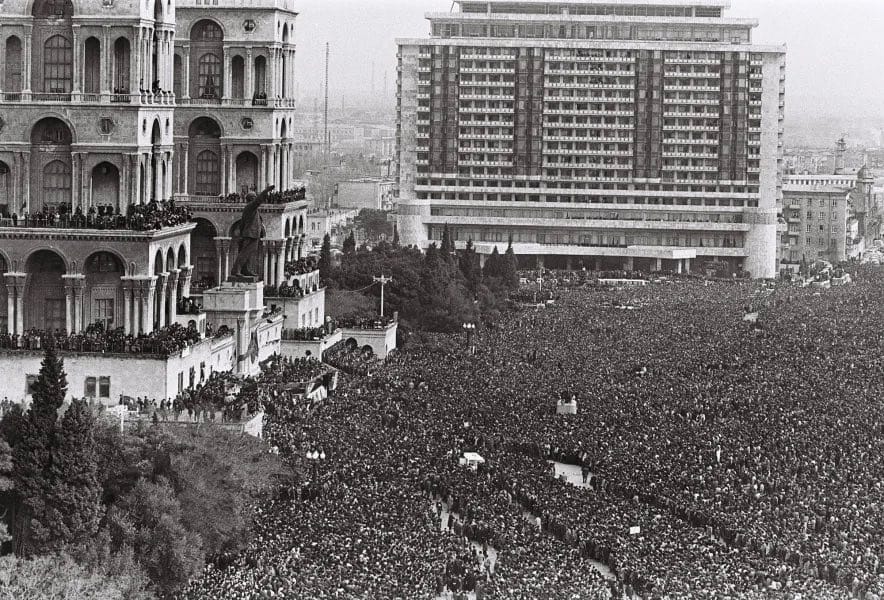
[[217, 187, 308, 204], [0, 322, 202, 356], [285, 256, 320, 277], [0, 199, 190, 231], [179, 267, 884, 599]]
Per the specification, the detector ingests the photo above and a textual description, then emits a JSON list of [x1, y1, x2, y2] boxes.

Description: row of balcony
[[0, 91, 296, 108]]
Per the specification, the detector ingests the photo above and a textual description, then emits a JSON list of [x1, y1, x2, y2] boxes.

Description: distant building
[[780, 183, 850, 270], [396, 0, 786, 278], [307, 208, 358, 248], [336, 178, 395, 211]]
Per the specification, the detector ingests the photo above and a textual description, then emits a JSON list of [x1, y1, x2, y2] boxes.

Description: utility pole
[[324, 42, 330, 160], [373, 274, 393, 317]]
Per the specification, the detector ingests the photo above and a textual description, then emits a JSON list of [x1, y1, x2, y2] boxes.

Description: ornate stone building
[[0, 0, 306, 335]]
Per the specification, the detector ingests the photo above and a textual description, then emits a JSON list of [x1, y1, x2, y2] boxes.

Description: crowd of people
[[175, 266, 884, 599], [0, 199, 190, 231], [285, 256, 320, 277], [217, 187, 308, 205], [0, 322, 202, 357]]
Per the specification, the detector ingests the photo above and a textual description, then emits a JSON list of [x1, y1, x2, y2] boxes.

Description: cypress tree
[[47, 398, 102, 547], [12, 339, 67, 555], [440, 223, 452, 255], [343, 231, 357, 255], [483, 246, 502, 279], [392, 224, 400, 248], [318, 234, 332, 281], [503, 235, 519, 289]]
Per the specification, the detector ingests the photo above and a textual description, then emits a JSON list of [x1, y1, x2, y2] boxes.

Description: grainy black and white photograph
[[0, 0, 882, 597]]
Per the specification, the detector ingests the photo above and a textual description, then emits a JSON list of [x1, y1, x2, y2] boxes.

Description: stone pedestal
[[202, 281, 265, 374]]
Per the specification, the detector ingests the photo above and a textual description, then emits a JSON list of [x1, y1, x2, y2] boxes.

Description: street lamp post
[[462, 322, 475, 353]]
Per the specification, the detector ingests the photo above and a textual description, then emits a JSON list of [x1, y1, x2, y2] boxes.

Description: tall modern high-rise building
[[396, 0, 786, 277]]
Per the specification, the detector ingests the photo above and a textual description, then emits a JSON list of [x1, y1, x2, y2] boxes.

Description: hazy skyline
[[293, 0, 884, 123]]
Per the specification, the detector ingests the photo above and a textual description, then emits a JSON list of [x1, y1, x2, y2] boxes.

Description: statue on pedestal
[[230, 185, 274, 282]]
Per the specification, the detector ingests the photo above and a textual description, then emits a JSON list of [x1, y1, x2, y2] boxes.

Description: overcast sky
[[293, 0, 884, 121]]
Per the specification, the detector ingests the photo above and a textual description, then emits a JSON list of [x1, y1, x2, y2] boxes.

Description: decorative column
[[72, 25, 82, 97], [258, 145, 268, 189], [167, 269, 180, 325], [21, 151, 30, 214], [71, 153, 82, 210], [142, 278, 157, 335], [275, 241, 286, 287], [220, 238, 231, 281], [22, 29, 32, 95], [133, 155, 142, 205], [121, 279, 132, 335], [214, 239, 225, 285], [220, 146, 229, 195], [5, 278, 14, 335], [155, 272, 168, 329], [12, 276, 25, 336], [180, 265, 193, 298], [73, 275, 85, 333], [130, 29, 140, 95], [101, 26, 111, 95], [63, 278, 74, 334], [245, 48, 253, 100], [222, 47, 231, 100], [132, 282, 142, 335], [182, 45, 191, 99]]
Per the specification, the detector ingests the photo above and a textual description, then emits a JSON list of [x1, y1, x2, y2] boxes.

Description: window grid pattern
[[43, 35, 73, 93], [195, 150, 220, 195], [43, 160, 71, 208], [198, 53, 221, 98]]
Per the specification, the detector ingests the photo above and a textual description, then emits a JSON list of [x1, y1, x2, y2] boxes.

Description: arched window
[[191, 20, 223, 42], [231, 55, 244, 99], [43, 160, 71, 208], [32, 0, 73, 18], [84, 37, 100, 94], [113, 38, 131, 93], [253, 55, 266, 98], [43, 35, 73, 93], [198, 53, 221, 98], [4, 37, 22, 93], [195, 150, 220, 195]]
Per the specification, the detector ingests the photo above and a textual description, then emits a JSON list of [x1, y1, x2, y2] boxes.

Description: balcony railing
[[0, 91, 172, 105]]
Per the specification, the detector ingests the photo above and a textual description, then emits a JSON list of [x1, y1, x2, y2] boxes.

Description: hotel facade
[[396, 0, 786, 277]]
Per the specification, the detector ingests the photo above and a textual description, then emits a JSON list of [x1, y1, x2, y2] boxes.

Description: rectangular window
[[26, 374, 38, 396], [98, 376, 110, 398], [84, 376, 97, 397], [94, 299, 114, 329]]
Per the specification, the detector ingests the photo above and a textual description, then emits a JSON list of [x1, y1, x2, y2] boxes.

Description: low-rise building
[[335, 178, 395, 211]]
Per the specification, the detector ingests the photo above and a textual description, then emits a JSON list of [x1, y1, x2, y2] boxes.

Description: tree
[[106, 478, 204, 597], [483, 246, 502, 279], [440, 223, 453, 255], [502, 235, 519, 289], [458, 239, 481, 292], [47, 398, 102, 547], [392, 224, 400, 248], [12, 340, 67, 555], [0, 551, 154, 600], [343, 230, 357, 255], [355, 209, 393, 240], [318, 234, 332, 282]]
